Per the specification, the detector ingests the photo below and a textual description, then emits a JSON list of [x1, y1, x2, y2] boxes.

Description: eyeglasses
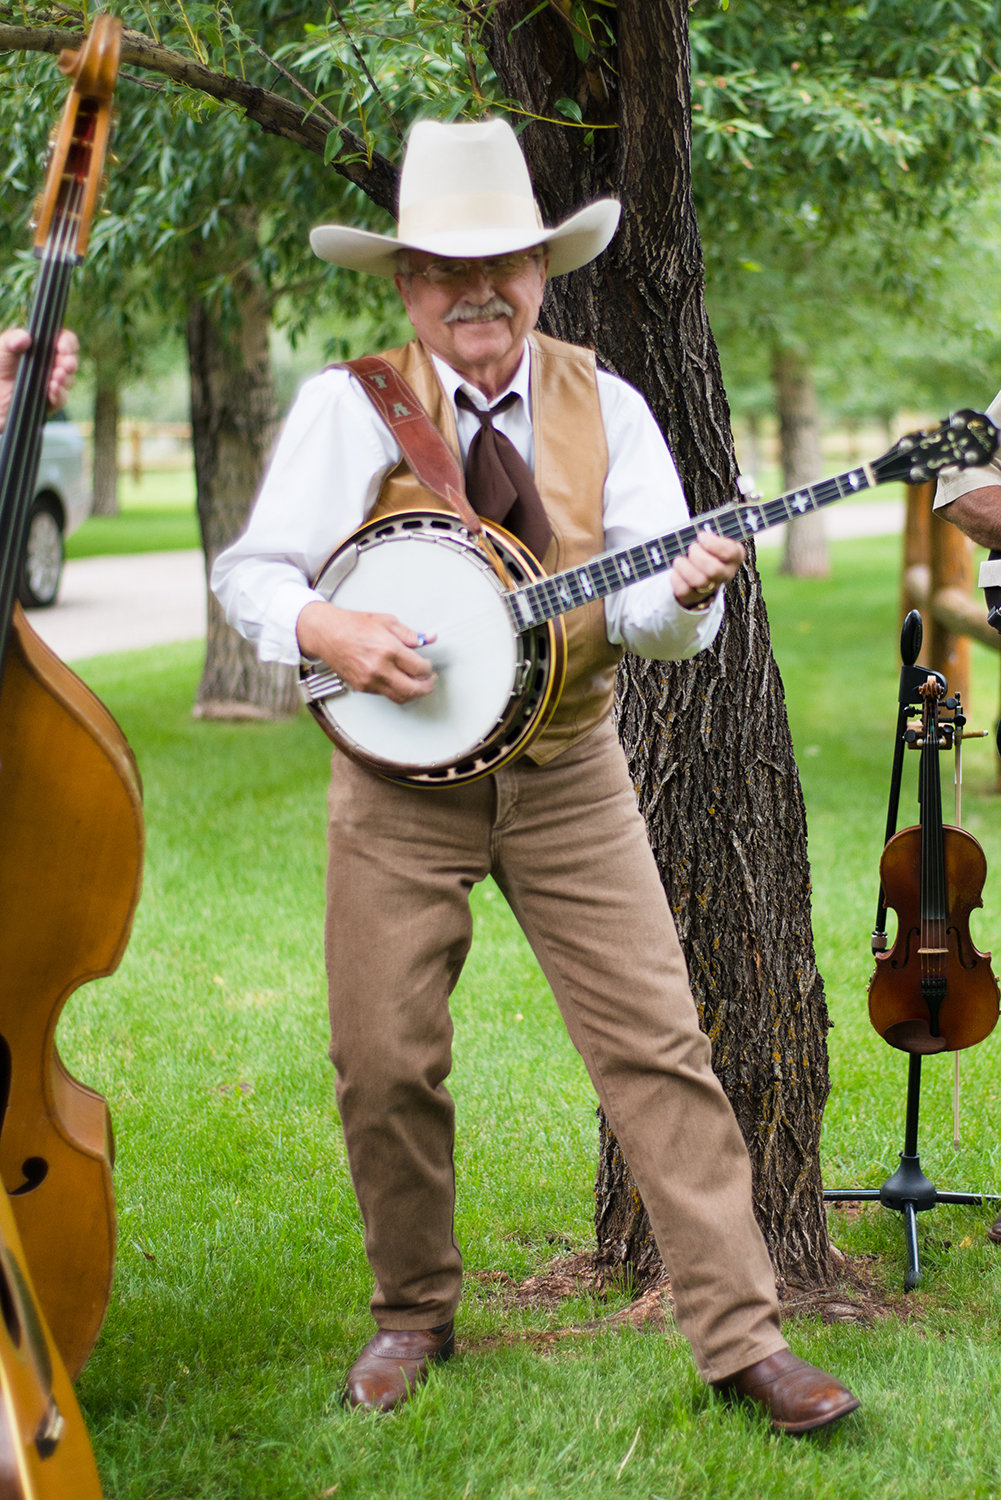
[[410, 249, 545, 288]]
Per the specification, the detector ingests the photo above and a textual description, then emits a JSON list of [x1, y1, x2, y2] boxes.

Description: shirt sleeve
[[210, 368, 400, 664], [598, 371, 724, 660], [933, 389, 1001, 511], [213, 357, 727, 669]]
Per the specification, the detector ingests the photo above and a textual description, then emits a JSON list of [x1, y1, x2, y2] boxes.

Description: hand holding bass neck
[[0, 16, 119, 659]]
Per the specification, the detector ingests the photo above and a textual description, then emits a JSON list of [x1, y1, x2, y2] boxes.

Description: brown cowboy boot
[[712, 1350, 860, 1434], [343, 1323, 455, 1412]]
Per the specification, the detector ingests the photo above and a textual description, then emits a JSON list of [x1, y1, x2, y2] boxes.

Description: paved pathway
[[26, 549, 206, 662], [24, 500, 904, 664]]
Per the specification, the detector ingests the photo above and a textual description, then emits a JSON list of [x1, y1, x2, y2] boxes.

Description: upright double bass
[[0, 12, 143, 1415]]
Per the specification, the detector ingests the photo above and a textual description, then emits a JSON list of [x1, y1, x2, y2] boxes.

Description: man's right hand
[[296, 599, 437, 705]]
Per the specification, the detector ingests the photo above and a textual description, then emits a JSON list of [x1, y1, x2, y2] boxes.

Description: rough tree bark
[[487, 0, 833, 1287], [774, 344, 829, 579], [186, 264, 298, 719]]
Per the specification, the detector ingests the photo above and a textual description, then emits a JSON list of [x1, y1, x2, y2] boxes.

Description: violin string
[[933, 714, 947, 982], [919, 690, 948, 1017]]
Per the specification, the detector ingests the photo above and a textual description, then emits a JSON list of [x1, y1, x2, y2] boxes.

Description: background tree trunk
[[186, 268, 299, 719], [91, 374, 119, 518], [773, 343, 829, 579], [487, 0, 833, 1287]]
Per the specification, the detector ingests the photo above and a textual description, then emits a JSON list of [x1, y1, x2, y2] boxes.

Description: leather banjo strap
[[341, 355, 477, 526], [340, 355, 514, 587]]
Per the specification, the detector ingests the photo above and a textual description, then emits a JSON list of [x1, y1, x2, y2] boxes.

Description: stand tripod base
[[824, 1156, 999, 1291], [824, 1053, 999, 1290]]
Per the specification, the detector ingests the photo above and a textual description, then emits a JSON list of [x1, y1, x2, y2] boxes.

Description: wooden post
[[901, 480, 931, 619], [900, 480, 1001, 789], [929, 493, 972, 708]]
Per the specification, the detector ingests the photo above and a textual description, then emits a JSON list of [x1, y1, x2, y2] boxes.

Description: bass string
[[0, 169, 84, 640]]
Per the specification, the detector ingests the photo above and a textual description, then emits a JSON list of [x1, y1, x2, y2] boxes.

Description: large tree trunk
[[186, 269, 299, 719], [774, 343, 829, 579], [91, 374, 119, 517], [487, 0, 833, 1287]]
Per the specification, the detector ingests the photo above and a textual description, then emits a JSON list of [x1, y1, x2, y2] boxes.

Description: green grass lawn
[[43, 527, 1001, 1498], [66, 468, 201, 558]]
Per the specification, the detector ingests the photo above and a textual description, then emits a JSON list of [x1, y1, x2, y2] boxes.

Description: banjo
[[300, 409, 998, 788]]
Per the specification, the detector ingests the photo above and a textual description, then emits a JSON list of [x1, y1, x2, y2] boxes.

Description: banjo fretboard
[[507, 463, 876, 632]]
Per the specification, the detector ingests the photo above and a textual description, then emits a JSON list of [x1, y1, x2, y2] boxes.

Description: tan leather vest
[[368, 332, 621, 763]]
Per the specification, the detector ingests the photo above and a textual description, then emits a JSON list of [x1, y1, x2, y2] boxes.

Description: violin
[[0, 12, 143, 1391], [868, 670, 1000, 1054]]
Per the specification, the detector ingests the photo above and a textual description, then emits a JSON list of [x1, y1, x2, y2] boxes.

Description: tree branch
[[0, 20, 399, 213]]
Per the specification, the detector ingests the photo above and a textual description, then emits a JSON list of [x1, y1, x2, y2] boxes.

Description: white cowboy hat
[[310, 118, 620, 278]]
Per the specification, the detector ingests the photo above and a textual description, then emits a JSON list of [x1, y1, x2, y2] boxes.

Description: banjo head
[[301, 512, 564, 786]]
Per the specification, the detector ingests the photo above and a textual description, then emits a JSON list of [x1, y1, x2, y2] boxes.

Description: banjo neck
[[503, 403, 1000, 635], [301, 409, 996, 787], [505, 462, 876, 634]]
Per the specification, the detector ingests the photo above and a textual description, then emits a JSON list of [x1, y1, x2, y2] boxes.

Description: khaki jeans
[[325, 718, 786, 1381]]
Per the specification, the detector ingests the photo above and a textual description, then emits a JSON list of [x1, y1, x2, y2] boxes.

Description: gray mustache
[[444, 296, 515, 324]]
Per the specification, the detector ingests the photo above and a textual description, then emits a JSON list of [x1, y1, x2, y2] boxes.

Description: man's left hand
[[0, 328, 80, 429], [671, 530, 746, 610]]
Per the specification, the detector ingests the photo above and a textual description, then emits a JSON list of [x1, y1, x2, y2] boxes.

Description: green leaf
[[555, 98, 584, 125]]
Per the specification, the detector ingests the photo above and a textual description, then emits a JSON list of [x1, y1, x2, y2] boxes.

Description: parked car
[[21, 412, 90, 608]]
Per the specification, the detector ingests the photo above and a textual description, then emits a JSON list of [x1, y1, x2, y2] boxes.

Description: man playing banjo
[[212, 118, 859, 1433]]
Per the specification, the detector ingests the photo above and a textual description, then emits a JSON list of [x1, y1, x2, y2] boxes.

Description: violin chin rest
[[883, 1019, 948, 1055]]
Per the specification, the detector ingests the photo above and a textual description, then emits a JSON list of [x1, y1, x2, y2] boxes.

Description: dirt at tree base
[[465, 1239, 919, 1352]]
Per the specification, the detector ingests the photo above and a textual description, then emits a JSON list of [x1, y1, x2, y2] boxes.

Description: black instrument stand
[[822, 610, 1000, 1290], [824, 1052, 1000, 1290]]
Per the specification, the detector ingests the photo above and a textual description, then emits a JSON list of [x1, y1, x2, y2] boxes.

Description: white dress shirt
[[211, 342, 725, 665]]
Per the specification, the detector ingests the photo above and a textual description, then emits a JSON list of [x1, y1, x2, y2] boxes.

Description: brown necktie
[[455, 390, 552, 562]]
